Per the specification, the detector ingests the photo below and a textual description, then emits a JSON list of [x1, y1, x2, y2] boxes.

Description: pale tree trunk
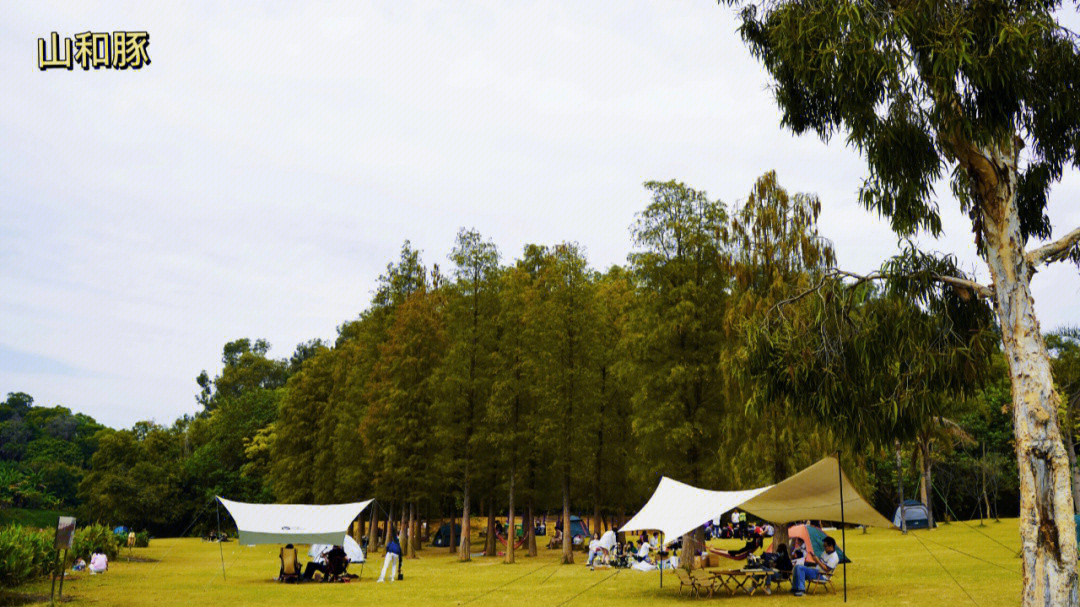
[[1065, 406, 1080, 515], [407, 502, 418, 559], [459, 479, 472, 561], [370, 501, 381, 550], [506, 465, 516, 564], [773, 524, 789, 551], [562, 475, 574, 564], [527, 502, 538, 557], [384, 501, 395, 546], [970, 138, 1078, 606]]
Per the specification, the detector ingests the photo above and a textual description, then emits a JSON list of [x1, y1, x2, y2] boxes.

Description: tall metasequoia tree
[[628, 180, 732, 559], [724, 2, 1080, 602], [536, 243, 600, 565], [444, 229, 500, 562]]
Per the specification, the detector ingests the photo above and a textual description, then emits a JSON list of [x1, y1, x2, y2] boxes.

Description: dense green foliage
[[6, 174, 1060, 539]]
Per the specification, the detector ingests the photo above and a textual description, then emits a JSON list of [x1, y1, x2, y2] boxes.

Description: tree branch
[[1026, 226, 1080, 270], [767, 267, 993, 318]]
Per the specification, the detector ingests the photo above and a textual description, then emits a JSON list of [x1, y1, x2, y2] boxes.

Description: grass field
[[5, 519, 1022, 606]]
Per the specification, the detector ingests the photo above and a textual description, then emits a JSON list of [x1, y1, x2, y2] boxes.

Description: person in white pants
[[377, 534, 402, 582]]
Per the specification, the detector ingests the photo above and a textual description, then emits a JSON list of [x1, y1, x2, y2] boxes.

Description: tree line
[[53, 172, 1076, 568]]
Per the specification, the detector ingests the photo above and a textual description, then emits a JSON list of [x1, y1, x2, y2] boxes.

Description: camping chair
[[807, 572, 835, 595], [279, 547, 301, 583], [324, 552, 348, 583]]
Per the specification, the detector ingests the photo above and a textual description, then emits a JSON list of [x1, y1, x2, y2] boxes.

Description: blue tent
[[113, 526, 128, 535]]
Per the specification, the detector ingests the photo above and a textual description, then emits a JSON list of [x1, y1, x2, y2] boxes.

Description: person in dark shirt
[[762, 543, 794, 595], [708, 531, 763, 559], [377, 534, 403, 583]]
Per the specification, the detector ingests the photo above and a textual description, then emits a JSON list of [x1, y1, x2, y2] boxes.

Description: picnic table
[[707, 567, 777, 596]]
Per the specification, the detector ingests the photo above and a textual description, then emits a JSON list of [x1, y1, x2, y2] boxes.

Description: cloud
[[2, 1, 1078, 427]]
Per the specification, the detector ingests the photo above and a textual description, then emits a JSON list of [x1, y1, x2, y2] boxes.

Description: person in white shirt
[[587, 529, 617, 569], [89, 549, 108, 574], [792, 537, 839, 596]]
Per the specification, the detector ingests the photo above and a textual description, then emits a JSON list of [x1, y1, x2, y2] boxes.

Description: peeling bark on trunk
[[1065, 406, 1080, 516], [971, 139, 1078, 606]]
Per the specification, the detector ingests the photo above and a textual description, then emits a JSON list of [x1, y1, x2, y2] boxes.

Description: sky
[[2, 1, 1078, 429]]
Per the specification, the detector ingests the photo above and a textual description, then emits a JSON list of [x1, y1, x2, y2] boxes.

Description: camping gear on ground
[[432, 523, 462, 548], [892, 499, 934, 529]]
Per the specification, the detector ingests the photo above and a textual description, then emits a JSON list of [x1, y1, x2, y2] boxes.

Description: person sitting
[[546, 527, 563, 549], [72, 557, 87, 572], [377, 534, 402, 583], [790, 537, 807, 567], [303, 545, 330, 580], [792, 536, 839, 597], [587, 529, 617, 569], [708, 531, 762, 560], [324, 545, 349, 582], [761, 542, 794, 595], [89, 548, 108, 574]]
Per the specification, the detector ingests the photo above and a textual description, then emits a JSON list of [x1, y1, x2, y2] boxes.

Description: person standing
[[377, 533, 403, 583]]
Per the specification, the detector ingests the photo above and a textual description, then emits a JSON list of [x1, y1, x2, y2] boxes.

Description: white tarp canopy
[[620, 456, 892, 545], [620, 479, 770, 543], [218, 497, 373, 546]]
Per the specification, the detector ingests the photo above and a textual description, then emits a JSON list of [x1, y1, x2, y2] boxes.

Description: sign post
[[51, 516, 76, 605]]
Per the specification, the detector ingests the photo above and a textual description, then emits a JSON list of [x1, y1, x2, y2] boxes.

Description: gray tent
[[892, 499, 933, 529]]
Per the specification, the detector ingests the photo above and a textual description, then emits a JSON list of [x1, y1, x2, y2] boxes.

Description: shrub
[[0, 525, 55, 588], [135, 531, 150, 548], [71, 524, 118, 562]]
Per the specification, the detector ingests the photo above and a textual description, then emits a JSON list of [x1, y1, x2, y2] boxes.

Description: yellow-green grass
[[8, 519, 1022, 606]]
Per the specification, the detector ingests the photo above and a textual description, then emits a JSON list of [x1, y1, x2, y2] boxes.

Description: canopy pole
[[216, 499, 226, 581], [837, 452, 846, 602]]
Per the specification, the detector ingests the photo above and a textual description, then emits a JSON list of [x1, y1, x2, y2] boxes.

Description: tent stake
[[837, 451, 846, 602], [216, 499, 226, 581]]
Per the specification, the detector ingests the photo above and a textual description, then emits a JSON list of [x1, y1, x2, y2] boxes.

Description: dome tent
[[892, 499, 933, 529]]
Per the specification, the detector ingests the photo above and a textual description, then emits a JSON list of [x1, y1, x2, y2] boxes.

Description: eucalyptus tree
[[628, 180, 733, 557], [723, 2, 1080, 600], [1048, 329, 1080, 512], [442, 229, 501, 561]]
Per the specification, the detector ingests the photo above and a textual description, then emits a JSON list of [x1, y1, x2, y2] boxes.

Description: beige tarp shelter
[[621, 456, 891, 544], [621, 456, 891, 601]]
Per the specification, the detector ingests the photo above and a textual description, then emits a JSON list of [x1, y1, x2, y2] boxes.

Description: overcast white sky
[[2, 1, 1078, 428]]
